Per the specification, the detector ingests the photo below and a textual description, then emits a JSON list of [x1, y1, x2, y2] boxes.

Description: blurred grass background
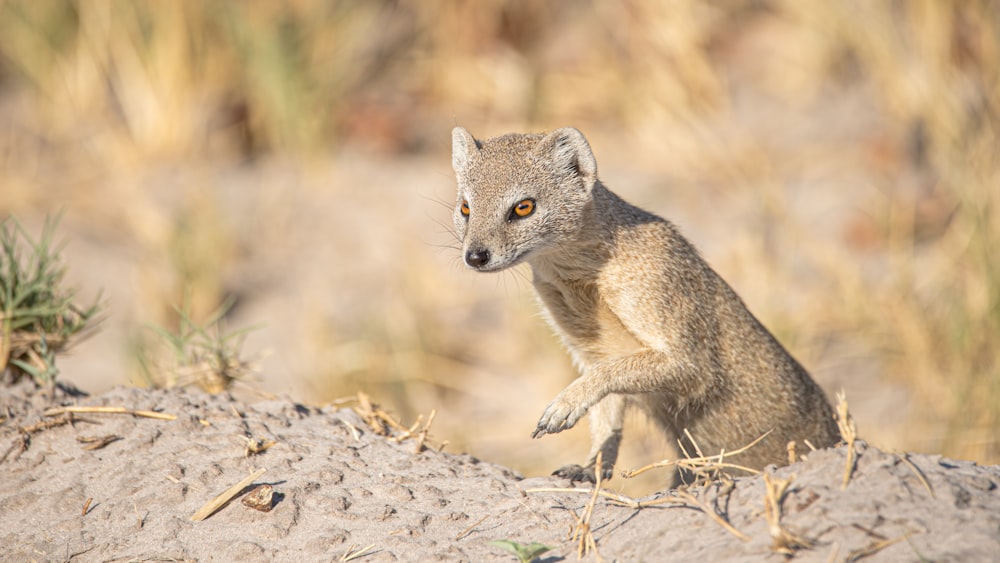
[[1, 0, 997, 487]]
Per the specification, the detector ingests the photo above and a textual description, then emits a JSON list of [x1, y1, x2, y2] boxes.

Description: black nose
[[465, 248, 490, 268]]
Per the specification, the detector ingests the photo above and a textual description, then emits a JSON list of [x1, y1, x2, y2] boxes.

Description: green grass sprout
[[489, 539, 555, 563], [139, 296, 263, 393], [0, 214, 101, 386]]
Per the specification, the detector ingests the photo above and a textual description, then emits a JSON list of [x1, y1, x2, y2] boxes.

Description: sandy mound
[[2, 382, 998, 562]]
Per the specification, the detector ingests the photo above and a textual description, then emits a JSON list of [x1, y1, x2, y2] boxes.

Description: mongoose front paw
[[553, 463, 613, 484], [531, 393, 589, 438]]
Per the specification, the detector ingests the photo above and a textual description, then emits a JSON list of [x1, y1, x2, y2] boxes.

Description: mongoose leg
[[552, 393, 625, 483], [533, 350, 698, 439]]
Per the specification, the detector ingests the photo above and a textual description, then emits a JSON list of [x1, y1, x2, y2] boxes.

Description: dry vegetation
[[0, 0, 997, 482]]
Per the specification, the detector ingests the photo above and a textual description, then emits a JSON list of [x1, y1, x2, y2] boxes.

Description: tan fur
[[451, 126, 840, 483]]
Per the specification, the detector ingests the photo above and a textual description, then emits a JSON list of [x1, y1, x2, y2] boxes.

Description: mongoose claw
[[532, 393, 589, 438], [553, 463, 612, 484]]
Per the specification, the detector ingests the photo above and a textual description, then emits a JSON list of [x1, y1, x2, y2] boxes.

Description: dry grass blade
[[392, 414, 423, 443], [19, 413, 71, 434], [340, 543, 376, 562], [524, 483, 747, 541], [4, 413, 74, 463], [834, 391, 858, 490], [570, 451, 604, 560], [623, 430, 770, 479], [897, 453, 934, 497], [763, 473, 814, 554], [524, 486, 682, 509], [351, 392, 445, 452], [845, 533, 909, 562], [683, 428, 706, 458], [190, 467, 267, 522], [338, 417, 362, 441], [673, 489, 750, 542], [43, 406, 177, 421], [3, 419, 56, 463], [133, 501, 145, 530], [453, 514, 489, 541], [353, 392, 397, 436], [76, 435, 123, 451], [242, 436, 276, 457], [413, 408, 437, 453], [525, 455, 607, 560]]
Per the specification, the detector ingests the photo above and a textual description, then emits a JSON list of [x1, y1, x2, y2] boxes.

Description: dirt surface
[[2, 382, 998, 562]]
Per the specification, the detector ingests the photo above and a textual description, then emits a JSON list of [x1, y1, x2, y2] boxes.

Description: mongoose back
[[451, 126, 840, 482]]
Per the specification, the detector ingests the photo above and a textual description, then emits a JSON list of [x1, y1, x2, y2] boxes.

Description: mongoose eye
[[460, 200, 470, 217], [511, 199, 535, 219]]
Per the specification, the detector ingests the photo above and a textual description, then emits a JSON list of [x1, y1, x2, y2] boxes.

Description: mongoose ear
[[452, 127, 479, 174], [537, 127, 598, 185]]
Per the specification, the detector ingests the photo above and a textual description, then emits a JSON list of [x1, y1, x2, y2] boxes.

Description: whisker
[[422, 194, 458, 212]]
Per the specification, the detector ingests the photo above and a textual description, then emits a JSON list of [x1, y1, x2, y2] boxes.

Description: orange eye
[[513, 199, 535, 218], [460, 200, 470, 217]]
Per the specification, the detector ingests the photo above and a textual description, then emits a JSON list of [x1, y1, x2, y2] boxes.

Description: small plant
[[138, 297, 261, 393], [0, 214, 101, 386], [489, 540, 554, 563]]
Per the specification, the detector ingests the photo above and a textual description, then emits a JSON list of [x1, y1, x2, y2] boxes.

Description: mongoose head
[[451, 126, 598, 272]]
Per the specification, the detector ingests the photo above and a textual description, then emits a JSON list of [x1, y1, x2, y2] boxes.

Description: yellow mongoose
[[451, 126, 840, 482]]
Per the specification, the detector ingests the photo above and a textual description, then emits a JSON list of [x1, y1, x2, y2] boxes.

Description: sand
[[2, 381, 998, 562]]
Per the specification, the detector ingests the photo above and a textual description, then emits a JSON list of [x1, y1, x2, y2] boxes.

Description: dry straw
[[569, 452, 604, 560], [43, 405, 177, 421], [834, 391, 858, 489], [763, 473, 814, 555], [351, 392, 446, 453], [190, 467, 267, 522], [340, 543, 377, 562], [623, 429, 771, 481], [526, 433, 762, 548]]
